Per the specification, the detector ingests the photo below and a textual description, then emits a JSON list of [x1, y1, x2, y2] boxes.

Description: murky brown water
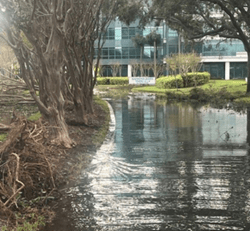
[[46, 98, 250, 231]]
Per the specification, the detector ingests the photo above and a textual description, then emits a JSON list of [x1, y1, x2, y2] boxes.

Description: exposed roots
[[0, 116, 61, 228]]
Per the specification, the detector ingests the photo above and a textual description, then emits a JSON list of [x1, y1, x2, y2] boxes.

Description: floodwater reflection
[[58, 99, 250, 230]]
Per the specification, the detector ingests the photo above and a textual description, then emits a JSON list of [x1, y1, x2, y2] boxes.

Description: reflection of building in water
[[88, 99, 250, 230], [165, 103, 201, 128]]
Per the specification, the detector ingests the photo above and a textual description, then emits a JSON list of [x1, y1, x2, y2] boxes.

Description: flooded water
[[48, 98, 250, 231]]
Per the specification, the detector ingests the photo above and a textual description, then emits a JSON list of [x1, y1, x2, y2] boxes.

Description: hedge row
[[156, 75, 184, 89], [97, 72, 210, 88], [97, 77, 129, 85], [156, 72, 210, 89]]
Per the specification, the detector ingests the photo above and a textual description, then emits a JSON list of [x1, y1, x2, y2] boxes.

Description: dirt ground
[[0, 101, 109, 230]]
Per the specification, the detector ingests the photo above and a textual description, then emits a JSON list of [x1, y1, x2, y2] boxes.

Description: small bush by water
[[183, 72, 210, 87], [156, 72, 210, 89], [156, 75, 184, 89]]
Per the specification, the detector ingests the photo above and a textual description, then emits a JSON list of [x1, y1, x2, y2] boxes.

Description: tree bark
[[247, 51, 250, 93]]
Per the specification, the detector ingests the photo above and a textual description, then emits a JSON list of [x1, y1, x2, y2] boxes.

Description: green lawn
[[133, 79, 247, 97], [96, 79, 250, 105]]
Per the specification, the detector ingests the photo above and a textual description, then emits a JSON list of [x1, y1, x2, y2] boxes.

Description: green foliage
[[27, 112, 41, 121], [156, 75, 184, 89], [116, 0, 144, 25], [132, 34, 146, 47], [97, 77, 129, 85], [2, 213, 45, 231], [146, 31, 161, 46], [182, 72, 210, 87], [165, 53, 202, 81], [0, 133, 7, 142]]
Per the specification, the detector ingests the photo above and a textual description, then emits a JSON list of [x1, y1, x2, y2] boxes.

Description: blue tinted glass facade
[[95, 19, 247, 78], [201, 40, 245, 56]]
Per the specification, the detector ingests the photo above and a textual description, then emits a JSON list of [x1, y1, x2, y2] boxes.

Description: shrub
[[96, 77, 129, 85], [182, 72, 210, 87], [97, 77, 109, 85], [156, 75, 184, 89]]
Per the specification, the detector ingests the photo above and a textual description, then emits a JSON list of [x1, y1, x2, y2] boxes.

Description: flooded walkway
[[48, 98, 250, 230]]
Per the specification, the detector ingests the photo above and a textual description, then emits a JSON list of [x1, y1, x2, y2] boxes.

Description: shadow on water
[[45, 97, 250, 231]]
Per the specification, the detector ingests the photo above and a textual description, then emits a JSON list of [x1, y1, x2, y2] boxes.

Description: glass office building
[[95, 19, 247, 80]]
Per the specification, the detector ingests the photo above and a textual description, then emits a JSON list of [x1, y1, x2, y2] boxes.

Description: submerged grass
[[96, 85, 133, 99], [92, 96, 110, 145], [97, 79, 250, 109]]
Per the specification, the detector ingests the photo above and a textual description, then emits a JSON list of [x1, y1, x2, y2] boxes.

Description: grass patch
[[92, 96, 110, 145], [97, 79, 250, 107], [0, 133, 7, 142], [234, 96, 250, 104], [132, 86, 167, 94], [133, 80, 248, 100], [2, 213, 45, 231], [27, 112, 41, 121], [200, 80, 247, 97]]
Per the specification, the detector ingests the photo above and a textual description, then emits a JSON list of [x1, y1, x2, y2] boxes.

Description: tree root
[[4, 153, 25, 208], [0, 116, 61, 227]]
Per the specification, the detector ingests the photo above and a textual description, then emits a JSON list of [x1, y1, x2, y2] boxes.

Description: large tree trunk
[[0, 0, 116, 148], [46, 106, 73, 148], [247, 51, 250, 93]]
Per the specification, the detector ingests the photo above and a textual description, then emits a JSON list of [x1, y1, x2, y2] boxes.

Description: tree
[[130, 60, 140, 77], [0, 0, 116, 148], [150, 0, 250, 93], [110, 62, 121, 77], [132, 34, 146, 76], [165, 53, 202, 87], [116, 0, 146, 25], [146, 31, 161, 77]]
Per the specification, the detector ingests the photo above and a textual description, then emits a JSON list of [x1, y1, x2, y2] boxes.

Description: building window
[[144, 47, 151, 58], [201, 63, 225, 79], [109, 48, 115, 59], [169, 45, 178, 55], [168, 29, 177, 37], [122, 27, 129, 39], [105, 28, 115, 40], [143, 26, 163, 37], [115, 27, 121, 40], [122, 47, 129, 59], [230, 62, 247, 79], [115, 47, 121, 59], [122, 27, 143, 39], [102, 48, 109, 59]]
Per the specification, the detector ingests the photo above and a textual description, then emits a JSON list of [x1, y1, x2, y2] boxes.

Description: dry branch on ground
[[0, 116, 61, 227]]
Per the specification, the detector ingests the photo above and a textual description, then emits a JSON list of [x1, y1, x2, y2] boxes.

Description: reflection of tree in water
[[247, 109, 250, 146], [59, 101, 250, 230]]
